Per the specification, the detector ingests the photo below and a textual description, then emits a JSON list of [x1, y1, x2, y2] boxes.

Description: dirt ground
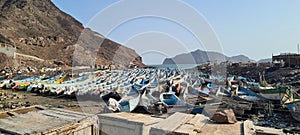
[[0, 89, 107, 114]]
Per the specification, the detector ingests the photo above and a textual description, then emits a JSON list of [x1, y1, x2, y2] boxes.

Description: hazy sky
[[52, 0, 300, 64]]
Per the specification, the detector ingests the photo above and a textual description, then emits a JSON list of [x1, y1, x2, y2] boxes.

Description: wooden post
[[268, 101, 272, 116]]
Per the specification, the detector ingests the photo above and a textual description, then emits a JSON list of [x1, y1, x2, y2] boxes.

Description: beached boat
[[237, 86, 266, 101], [282, 88, 300, 122], [102, 86, 140, 112], [0, 80, 15, 89], [118, 86, 140, 112], [234, 74, 287, 101], [160, 92, 192, 107], [259, 72, 274, 87], [223, 85, 265, 102], [55, 73, 68, 84], [284, 101, 300, 122], [258, 86, 288, 101], [63, 86, 78, 96], [131, 87, 160, 114], [12, 83, 30, 91]]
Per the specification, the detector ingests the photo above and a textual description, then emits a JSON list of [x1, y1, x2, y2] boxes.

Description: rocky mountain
[[258, 58, 272, 63], [163, 49, 254, 65], [227, 55, 254, 63], [0, 0, 144, 67], [0, 53, 12, 67]]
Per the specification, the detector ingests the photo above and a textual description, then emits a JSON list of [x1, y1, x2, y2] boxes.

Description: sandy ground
[[0, 89, 108, 114]]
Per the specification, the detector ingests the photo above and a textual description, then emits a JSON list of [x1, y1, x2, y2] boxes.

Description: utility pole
[[298, 44, 300, 67], [297, 43, 299, 54]]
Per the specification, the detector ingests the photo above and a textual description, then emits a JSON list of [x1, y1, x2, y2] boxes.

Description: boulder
[[211, 109, 237, 124]]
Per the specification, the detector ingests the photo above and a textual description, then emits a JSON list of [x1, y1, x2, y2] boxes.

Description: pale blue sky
[[52, 0, 300, 64]]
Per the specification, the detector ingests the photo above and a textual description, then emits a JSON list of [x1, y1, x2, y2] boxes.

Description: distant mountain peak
[[258, 58, 272, 63], [227, 54, 255, 63], [163, 50, 254, 65]]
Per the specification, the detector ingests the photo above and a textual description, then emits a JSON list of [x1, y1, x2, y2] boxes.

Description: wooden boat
[[160, 92, 193, 107], [12, 83, 30, 91], [233, 75, 286, 101], [55, 73, 68, 84], [282, 88, 300, 122], [63, 86, 78, 96], [0, 80, 15, 89], [225, 85, 265, 102], [284, 101, 300, 122], [54, 86, 66, 95], [160, 85, 213, 114], [101, 86, 140, 112], [131, 87, 159, 114], [259, 72, 274, 87], [258, 86, 288, 101], [118, 86, 140, 112], [141, 89, 158, 107]]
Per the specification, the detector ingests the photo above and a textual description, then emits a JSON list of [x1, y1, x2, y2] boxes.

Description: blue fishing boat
[[160, 92, 194, 108], [102, 86, 140, 112], [118, 86, 141, 112]]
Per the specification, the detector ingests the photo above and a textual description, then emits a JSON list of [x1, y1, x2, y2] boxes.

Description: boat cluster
[[0, 67, 299, 122]]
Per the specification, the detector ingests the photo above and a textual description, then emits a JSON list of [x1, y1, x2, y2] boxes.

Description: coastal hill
[[258, 58, 272, 63], [163, 49, 254, 65], [0, 0, 144, 67]]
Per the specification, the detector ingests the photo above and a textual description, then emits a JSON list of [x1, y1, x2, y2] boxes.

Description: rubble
[[210, 109, 237, 124], [0, 91, 29, 110], [0, 90, 79, 112], [244, 120, 285, 135]]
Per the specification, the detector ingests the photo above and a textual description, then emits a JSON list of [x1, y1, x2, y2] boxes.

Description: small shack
[[0, 106, 98, 135], [272, 53, 300, 67]]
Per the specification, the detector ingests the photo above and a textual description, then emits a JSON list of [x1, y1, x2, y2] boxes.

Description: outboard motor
[[102, 91, 121, 103]]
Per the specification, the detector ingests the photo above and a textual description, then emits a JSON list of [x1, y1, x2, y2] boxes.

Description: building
[[0, 106, 99, 135], [272, 53, 300, 67]]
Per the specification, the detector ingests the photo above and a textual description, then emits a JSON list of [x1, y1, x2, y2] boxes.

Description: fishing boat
[[140, 88, 158, 108], [101, 86, 140, 112], [259, 72, 274, 87], [118, 86, 140, 112], [160, 92, 192, 107], [232, 74, 287, 101], [63, 85, 78, 96], [239, 86, 266, 101], [55, 73, 68, 84], [12, 83, 30, 91], [258, 86, 288, 101], [282, 88, 300, 122], [227, 85, 265, 102], [284, 101, 300, 122], [0, 80, 15, 89]]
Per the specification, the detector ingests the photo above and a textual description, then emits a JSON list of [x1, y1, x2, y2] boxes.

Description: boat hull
[[258, 87, 287, 101], [285, 101, 300, 122]]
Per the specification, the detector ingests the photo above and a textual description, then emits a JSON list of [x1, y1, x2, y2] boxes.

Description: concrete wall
[[98, 113, 163, 135]]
